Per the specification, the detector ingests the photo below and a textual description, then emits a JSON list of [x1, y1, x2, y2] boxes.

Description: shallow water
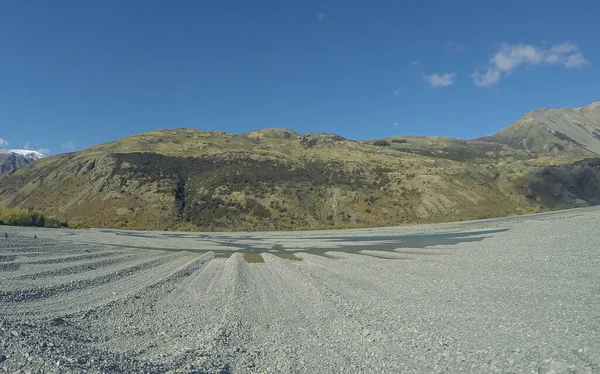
[[105, 228, 509, 262]]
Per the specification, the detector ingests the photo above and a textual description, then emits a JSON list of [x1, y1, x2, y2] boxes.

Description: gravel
[[1, 207, 599, 373]]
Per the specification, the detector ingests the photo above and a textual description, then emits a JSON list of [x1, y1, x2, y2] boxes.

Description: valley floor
[[1, 207, 599, 373]]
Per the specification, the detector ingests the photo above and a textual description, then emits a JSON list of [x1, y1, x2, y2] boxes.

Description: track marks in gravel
[[17, 250, 124, 265], [0, 252, 187, 302], [0, 239, 213, 319], [7, 252, 150, 280], [2, 216, 599, 374]]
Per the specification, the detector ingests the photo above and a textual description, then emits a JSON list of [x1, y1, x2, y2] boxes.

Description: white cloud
[[493, 44, 542, 70], [24, 142, 32, 150], [0, 138, 8, 147], [424, 73, 455, 88], [60, 140, 77, 152], [392, 89, 400, 96], [472, 42, 589, 87], [472, 68, 502, 87], [317, 12, 326, 21], [548, 41, 579, 55], [409, 60, 420, 67], [565, 53, 588, 68]]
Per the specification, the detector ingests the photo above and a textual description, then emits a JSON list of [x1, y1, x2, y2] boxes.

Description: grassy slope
[[0, 128, 597, 231]]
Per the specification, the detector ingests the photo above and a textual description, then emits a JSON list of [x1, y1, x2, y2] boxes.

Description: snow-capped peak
[[0, 149, 45, 160]]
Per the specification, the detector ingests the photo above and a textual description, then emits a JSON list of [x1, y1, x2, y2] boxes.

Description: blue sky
[[0, 0, 598, 155]]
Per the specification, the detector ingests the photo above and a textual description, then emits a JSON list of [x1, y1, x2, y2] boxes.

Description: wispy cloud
[[317, 12, 326, 21], [472, 42, 589, 87], [392, 89, 400, 96], [0, 138, 8, 147], [424, 73, 455, 88], [60, 140, 77, 152], [408, 60, 420, 67], [445, 41, 467, 52], [565, 53, 588, 68], [24, 141, 50, 155]]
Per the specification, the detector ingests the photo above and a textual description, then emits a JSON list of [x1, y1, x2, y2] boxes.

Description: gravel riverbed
[[1, 208, 599, 373]]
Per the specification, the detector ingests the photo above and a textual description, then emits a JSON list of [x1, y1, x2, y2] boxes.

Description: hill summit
[[482, 102, 600, 156]]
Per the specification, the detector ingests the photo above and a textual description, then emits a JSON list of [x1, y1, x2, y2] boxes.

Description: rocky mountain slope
[[0, 149, 44, 175], [480, 102, 600, 156], [0, 103, 599, 231]]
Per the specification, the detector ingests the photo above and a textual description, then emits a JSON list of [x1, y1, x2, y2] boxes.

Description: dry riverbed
[[1, 207, 599, 373]]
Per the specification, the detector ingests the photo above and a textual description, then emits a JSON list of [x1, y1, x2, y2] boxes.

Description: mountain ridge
[[0, 102, 599, 231], [480, 102, 600, 156], [0, 149, 44, 175]]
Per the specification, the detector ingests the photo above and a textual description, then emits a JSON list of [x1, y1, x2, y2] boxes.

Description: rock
[[548, 359, 571, 373], [10, 330, 19, 337], [569, 368, 588, 374]]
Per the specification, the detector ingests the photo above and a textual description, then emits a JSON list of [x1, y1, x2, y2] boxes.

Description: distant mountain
[[0, 149, 44, 175], [480, 102, 600, 156], [0, 104, 599, 231]]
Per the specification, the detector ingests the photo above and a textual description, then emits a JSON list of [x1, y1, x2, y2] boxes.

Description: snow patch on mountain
[[0, 149, 45, 160]]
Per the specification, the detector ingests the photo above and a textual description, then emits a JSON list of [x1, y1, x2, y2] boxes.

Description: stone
[[548, 359, 571, 373]]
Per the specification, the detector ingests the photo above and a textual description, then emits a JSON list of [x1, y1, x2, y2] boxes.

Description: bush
[[68, 220, 88, 229], [0, 209, 68, 228], [373, 140, 390, 146], [44, 217, 67, 228], [553, 131, 582, 146], [391, 139, 407, 144]]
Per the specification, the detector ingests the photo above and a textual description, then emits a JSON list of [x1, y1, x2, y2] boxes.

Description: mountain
[[0, 104, 599, 231], [480, 102, 600, 156], [0, 149, 44, 175]]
